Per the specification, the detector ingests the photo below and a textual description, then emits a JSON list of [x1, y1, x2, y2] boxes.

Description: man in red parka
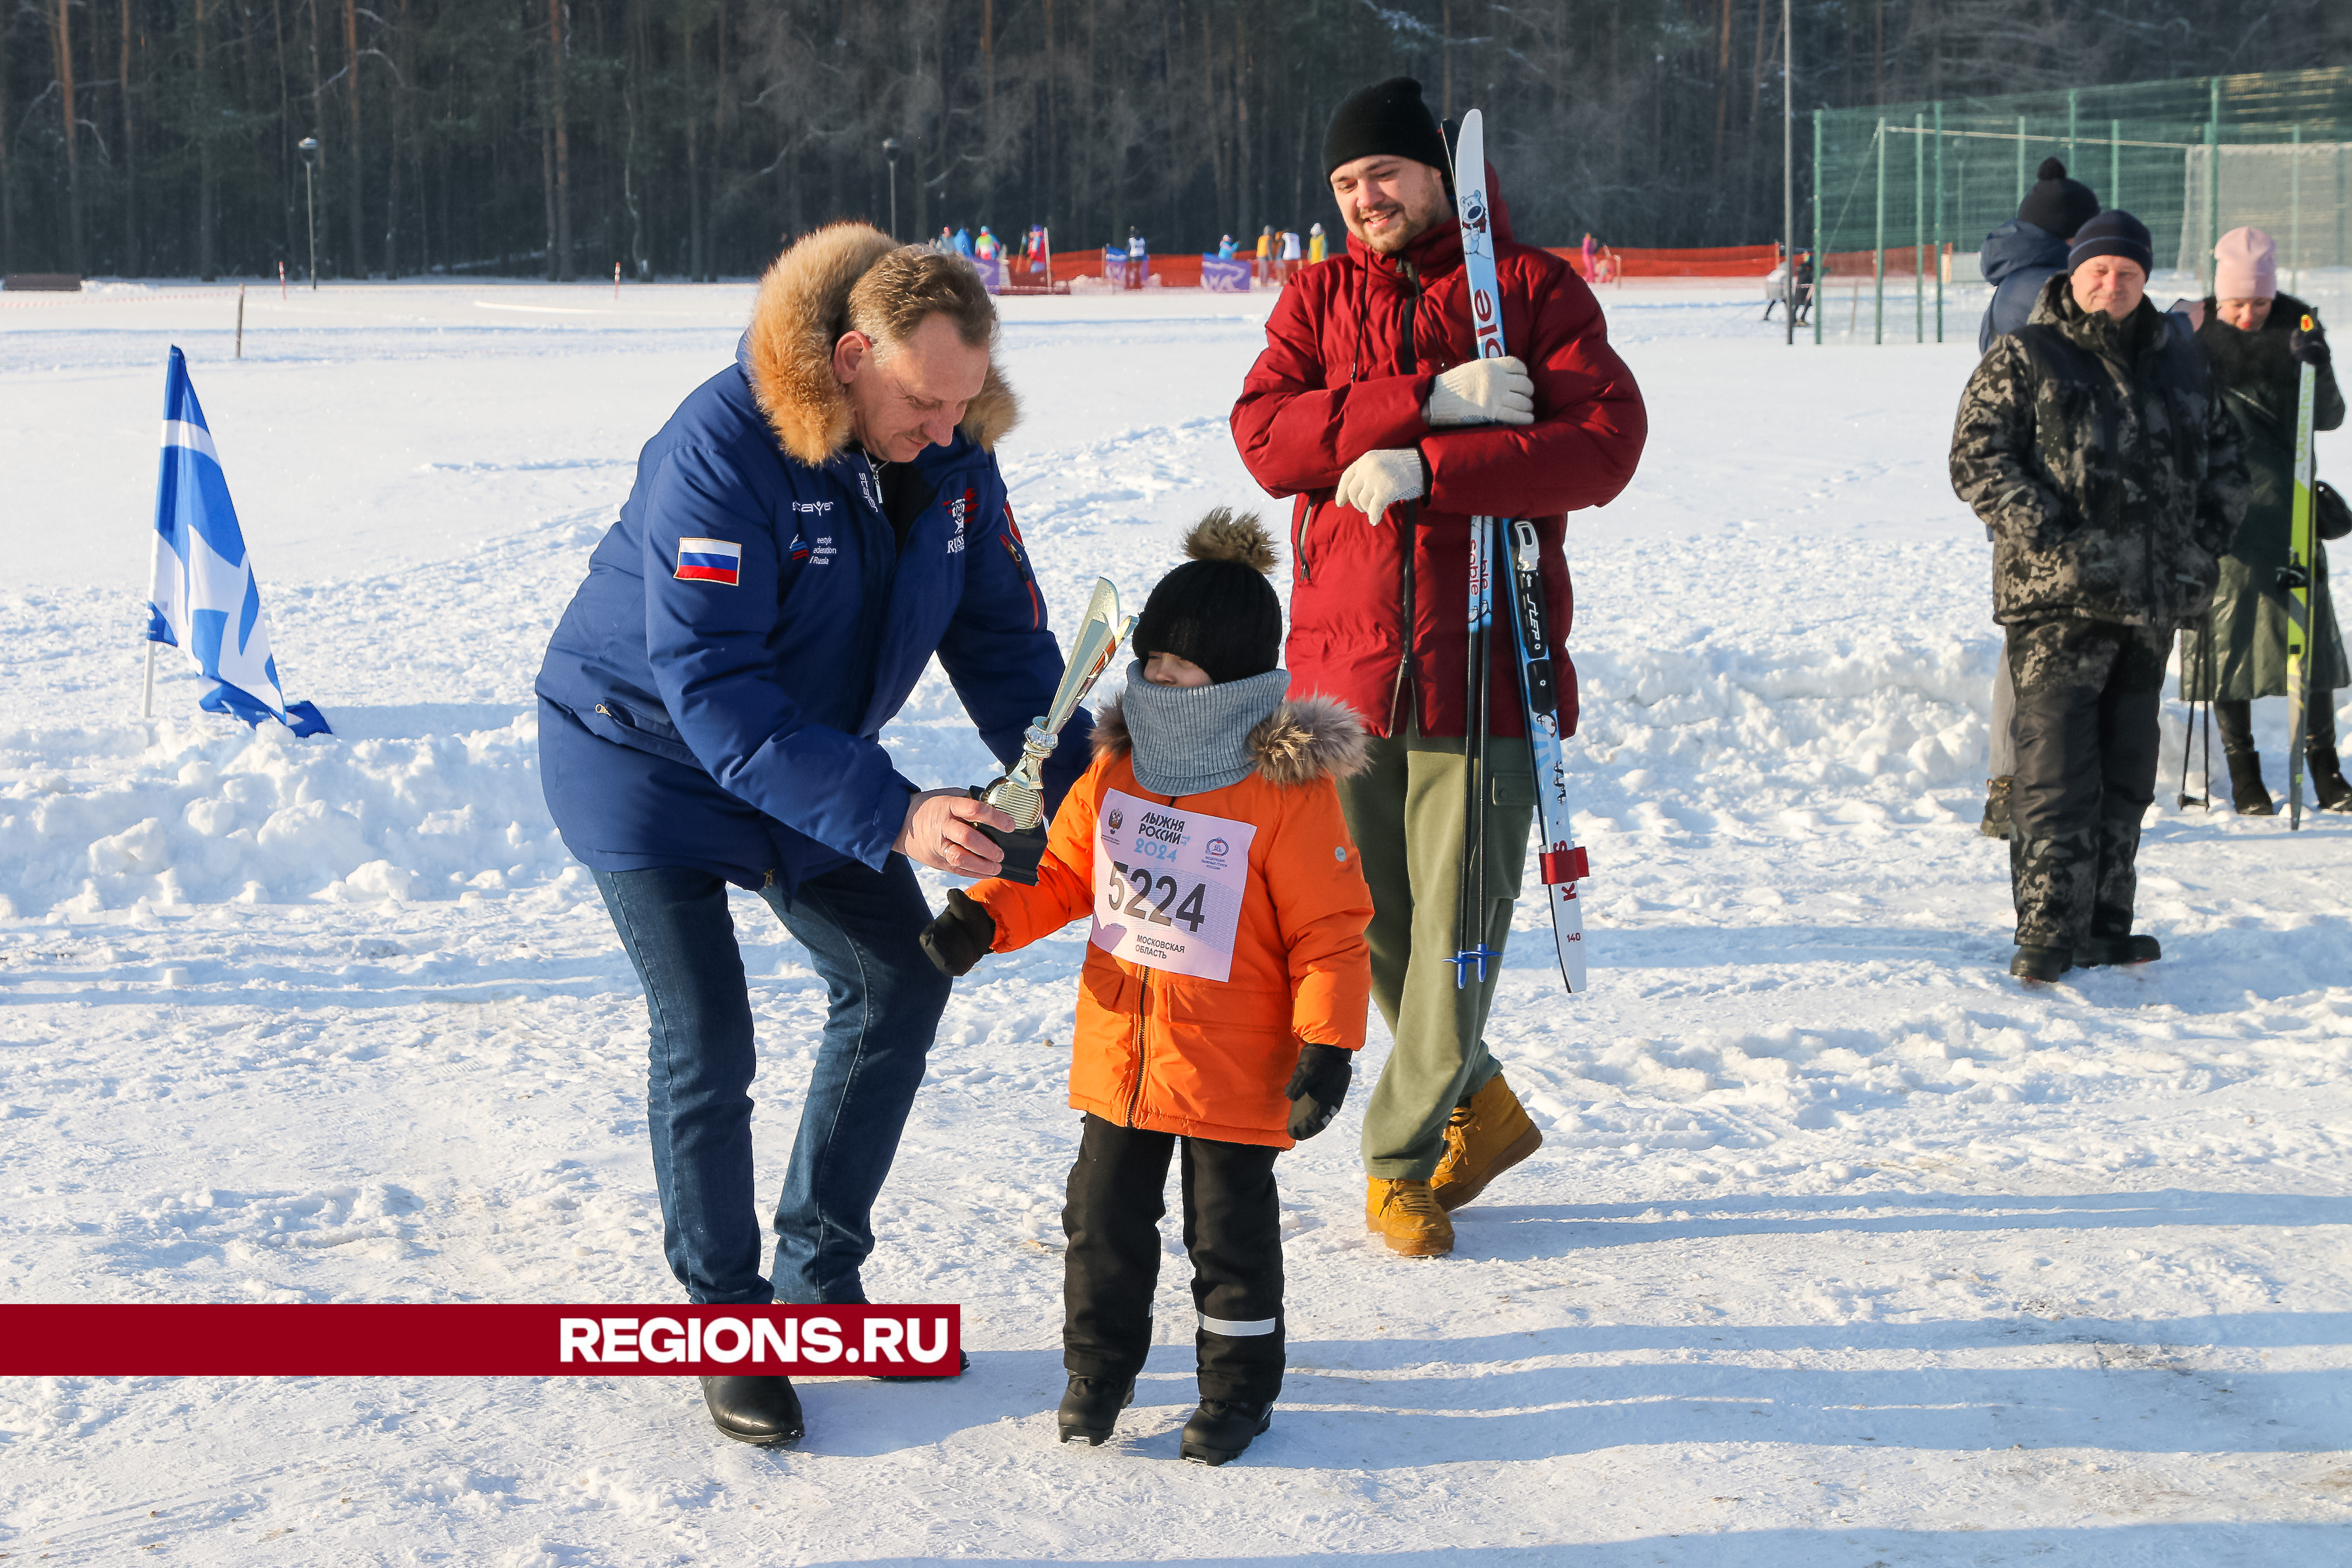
[[1231, 77, 1645, 1257]]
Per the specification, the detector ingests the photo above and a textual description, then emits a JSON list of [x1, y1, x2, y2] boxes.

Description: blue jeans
[[591, 858, 950, 1305]]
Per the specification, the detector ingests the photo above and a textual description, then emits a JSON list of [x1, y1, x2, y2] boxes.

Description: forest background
[[0, 0, 2346, 284]]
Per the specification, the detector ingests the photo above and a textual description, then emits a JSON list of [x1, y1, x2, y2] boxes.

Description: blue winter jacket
[[1977, 220, 2070, 354], [536, 236, 1085, 895]]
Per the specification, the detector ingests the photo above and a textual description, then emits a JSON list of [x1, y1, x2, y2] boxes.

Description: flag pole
[[142, 641, 156, 719]]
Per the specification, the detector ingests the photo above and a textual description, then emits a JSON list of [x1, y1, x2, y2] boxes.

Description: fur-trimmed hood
[[743, 222, 1020, 467], [1090, 690, 1368, 786]]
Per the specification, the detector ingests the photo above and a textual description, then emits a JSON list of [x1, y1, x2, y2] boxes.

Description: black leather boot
[[1056, 1375, 1134, 1445], [2311, 747, 2352, 813], [699, 1375, 804, 1446], [2215, 701, 2274, 815], [1179, 1399, 1273, 1465], [2225, 749, 2274, 815]]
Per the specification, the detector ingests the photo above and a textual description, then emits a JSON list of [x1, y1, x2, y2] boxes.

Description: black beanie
[[1131, 509, 1284, 686], [1323, 76, 1451, 179], [2017, 157, 2101, 241], [2067, 208, 2154, 275]]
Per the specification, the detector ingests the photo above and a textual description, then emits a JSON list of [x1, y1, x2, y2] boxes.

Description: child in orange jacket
[[921, 509, 1373, 1465]]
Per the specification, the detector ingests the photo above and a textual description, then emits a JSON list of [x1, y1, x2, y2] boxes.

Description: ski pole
[[1455, 514, 1500, 988], [1453, 516, 1477, 987], [2176, 616, 2208, 810]]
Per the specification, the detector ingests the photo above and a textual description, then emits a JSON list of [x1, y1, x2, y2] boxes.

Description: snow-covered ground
[[2, 273, 2349, 1565]]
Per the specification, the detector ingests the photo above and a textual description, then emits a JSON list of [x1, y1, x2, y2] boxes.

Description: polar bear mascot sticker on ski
[[1091, 790, 1257, 981]]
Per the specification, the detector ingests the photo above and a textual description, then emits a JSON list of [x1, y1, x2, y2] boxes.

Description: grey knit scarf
[[1117, 663, 1291, 797]]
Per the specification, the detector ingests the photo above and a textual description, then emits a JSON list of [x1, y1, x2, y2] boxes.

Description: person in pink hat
[[2178, 226, 2350, 814]]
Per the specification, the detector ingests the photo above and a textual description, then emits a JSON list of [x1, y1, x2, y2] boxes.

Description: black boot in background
[[2215, 699, 2274, 815], [1979, 776, 2013, 839], [2311, 747, 2352, 813], [2225, 751, 2276, 815]]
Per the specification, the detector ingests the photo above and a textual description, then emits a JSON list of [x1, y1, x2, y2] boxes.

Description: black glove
[[918, 888, 995, 978], [2290, 323, 2330, 372], [1283, 1043, 1353, 1140]]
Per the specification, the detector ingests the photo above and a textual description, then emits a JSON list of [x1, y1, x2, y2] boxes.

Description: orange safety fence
[[1550, 243, 1781, 279]]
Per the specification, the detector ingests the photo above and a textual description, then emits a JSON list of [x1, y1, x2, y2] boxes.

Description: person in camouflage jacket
[[1949, 209, 2250, 980]]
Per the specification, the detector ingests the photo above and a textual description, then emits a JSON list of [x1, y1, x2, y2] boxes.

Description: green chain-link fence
[[1808, 68, 2352, 346]]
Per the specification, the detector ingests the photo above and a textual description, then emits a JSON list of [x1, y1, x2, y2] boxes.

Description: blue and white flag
[[146, 347, 330, 735]]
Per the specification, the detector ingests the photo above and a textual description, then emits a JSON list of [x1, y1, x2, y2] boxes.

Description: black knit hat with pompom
[[1131, 508, 1284, 685], [2018, 157, 2101, 241]]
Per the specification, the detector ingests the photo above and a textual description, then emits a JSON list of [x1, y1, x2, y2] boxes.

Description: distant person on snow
[[921, 510, 1375, 1467], [2177, 226, 2350, 814], [1950, 210, 2248, 983], [1279, 228, 1303, 284], [1218, 234, 1239, 259], [1308, 222, 1327, 264], [1974, 158, 2103, 840], [953, 226, 976, 258], [975, 226, 1000, 260], [536, 230, 1090, 1448], [1232, 76, 1646, 1257]]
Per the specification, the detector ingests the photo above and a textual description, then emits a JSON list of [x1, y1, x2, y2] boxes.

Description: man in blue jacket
[[1978, 158, 2100, 355], [537, 226, 1087, 1446], [1974, 158, 2101, 839]]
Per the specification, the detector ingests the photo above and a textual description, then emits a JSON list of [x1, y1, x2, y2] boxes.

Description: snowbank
[[0, 713, 561, 918]]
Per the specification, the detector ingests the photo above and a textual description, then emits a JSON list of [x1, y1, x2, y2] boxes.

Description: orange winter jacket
[[966, 692, 1375, 1148]]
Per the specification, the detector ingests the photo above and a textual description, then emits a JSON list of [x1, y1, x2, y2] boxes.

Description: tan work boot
[[1429, 1073, 1544, 1213], [1365, 1177, 1454, 1256]]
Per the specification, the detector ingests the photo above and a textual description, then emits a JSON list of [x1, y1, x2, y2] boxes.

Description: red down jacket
[[1230, 180, 1647, 738]]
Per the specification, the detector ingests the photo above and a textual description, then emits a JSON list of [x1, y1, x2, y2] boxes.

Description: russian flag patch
[[675, 537, 742, 585]]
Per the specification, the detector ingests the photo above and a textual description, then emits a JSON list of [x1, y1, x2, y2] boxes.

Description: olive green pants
[[1337, 720, 1535, 1181]]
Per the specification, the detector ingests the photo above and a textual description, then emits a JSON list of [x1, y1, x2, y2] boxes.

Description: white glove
[[1333, 448, 1425, 527], [1426, 356, 1534, 426]]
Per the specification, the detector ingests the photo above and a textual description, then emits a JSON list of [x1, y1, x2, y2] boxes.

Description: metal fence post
[[1813, 109, 1824, 347], [2109, 119, 2120, 212], [1934, 101, 1945, 344], [2207, 79, 2222, 293], [2067, 88, 2078, 169], [2015, 114, 2026, 206], [2291, 123, 2303, 295], [1876, 118, 1886, 346], [1914, 112, 1926, 345]]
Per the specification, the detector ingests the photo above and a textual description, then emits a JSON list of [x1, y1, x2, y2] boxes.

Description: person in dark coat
[[536, 226, 1090, 1445], [1974, 158, 2104, 840], [1950, 210, 2250, 982], [2178, 227, 2350, 814], [1231, 77, 1645, 1257]]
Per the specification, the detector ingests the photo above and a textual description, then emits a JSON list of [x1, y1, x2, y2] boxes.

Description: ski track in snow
[[3, 279, 2350, 1565]]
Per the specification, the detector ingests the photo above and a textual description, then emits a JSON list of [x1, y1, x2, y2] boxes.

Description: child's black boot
[[1180, 1399, 1272, 1465], [1056, 1375, 1135, 1445]]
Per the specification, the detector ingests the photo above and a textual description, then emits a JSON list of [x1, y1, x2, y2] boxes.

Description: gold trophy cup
[[972, 576, 1134, 883]]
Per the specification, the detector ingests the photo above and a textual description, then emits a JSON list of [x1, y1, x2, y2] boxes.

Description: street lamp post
[[297, 136, 321, 290], [882, 139, 901, 240]]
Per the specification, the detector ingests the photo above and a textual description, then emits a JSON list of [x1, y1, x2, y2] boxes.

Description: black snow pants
[[1061, 1113, 1285, 1405], [2005, 618, 2170, 950]]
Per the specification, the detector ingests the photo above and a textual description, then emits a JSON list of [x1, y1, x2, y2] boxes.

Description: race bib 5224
[[1090, 789, 1256, 982]]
